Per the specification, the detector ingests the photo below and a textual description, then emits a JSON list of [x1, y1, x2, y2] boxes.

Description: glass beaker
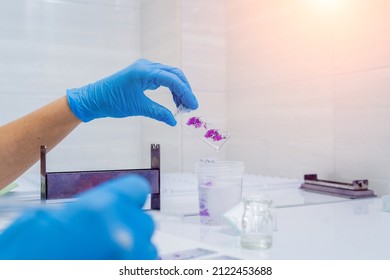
[[240, 195, 273, 250], [174, 104, 230, 151]]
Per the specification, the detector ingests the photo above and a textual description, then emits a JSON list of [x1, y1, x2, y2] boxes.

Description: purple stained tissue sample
[[199, 199, 210, 217], [186, 117, 203, 128], [204, 129, 225, 142], [186, 116, 228, 143], [205, 181, 213, 187]]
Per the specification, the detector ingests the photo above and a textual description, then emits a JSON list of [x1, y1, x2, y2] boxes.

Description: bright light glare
[[315, 0, 339, 9], [310, 0, 347, 14]]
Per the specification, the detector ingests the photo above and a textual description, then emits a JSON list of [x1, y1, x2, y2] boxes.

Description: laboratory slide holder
[[40, 144, 161, 210]]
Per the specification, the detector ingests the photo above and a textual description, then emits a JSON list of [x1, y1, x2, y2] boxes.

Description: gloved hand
[[66, 58, 198, 125], [0, 175, 157, 260]]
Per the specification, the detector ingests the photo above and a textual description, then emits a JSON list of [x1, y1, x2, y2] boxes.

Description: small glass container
[[174, 104, 230, 151], [240, 195, 273, 250]]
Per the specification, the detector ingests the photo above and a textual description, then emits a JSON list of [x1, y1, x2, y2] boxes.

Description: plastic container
[[196, 160, 244, 226]]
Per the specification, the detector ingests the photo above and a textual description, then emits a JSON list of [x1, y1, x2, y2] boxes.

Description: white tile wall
[[226, 0, 390, 194], [1, 0, 227, 178], [3, 0, 389, 194], [140, 0, 227, 173], [140, 0, 182, 172], [228, 78, 334, 178], [0, 0, 143, 175], [180, 0, 228, 170], [333, 0, 390, 74]]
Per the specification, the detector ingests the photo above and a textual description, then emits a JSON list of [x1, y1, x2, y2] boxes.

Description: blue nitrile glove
[[66, 58, 198, 125], [0, 175, 157, 260]]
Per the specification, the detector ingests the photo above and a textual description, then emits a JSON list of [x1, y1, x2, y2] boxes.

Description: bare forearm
[[0, 96, 81, 189]]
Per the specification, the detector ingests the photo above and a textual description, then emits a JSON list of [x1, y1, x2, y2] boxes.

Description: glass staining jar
[[240, 195, 273, 250]]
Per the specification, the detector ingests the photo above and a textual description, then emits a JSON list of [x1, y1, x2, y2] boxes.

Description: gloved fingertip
[[166, 117, 177, 127], [98, 175, 151, 206], [191, 98, 199, 110], [157, 114, 176, 126], [149, 104, 177, 126], [182, 94, 199, 110]]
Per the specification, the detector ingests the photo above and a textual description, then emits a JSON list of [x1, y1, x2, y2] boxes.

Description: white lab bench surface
[[153, 197, 390, 260], [1, 173, 389, 260]]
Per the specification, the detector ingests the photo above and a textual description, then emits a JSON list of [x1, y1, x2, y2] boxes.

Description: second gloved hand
[[0, 175, 158, 260], [66, 58, 198, 125]]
